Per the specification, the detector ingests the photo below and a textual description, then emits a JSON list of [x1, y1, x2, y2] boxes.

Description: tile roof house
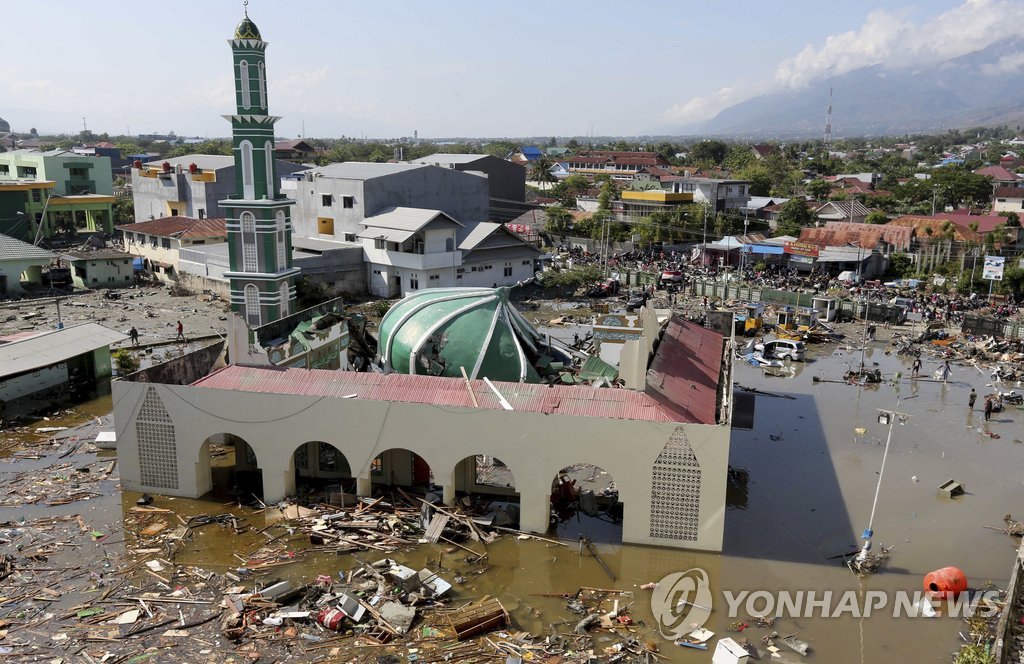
[[273, 139, 317, 163], [116, 216, 228, 282], [0, 233, 54, 294], [992, 186, 1024, 214], [974, 165, 1020, 183]]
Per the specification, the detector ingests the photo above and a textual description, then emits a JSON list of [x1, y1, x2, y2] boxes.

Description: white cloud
[[982, 51, 1024, 74], [664, 0, 1024, 125]]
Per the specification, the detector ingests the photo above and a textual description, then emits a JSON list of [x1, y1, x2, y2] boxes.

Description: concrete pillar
[[518, 488, 550, 535], [263, 468, 294, 503], [443, 483, 456, 506], [356, 475, 372, 498]]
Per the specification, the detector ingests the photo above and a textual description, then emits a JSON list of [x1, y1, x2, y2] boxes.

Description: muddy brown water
[[1, 336, 1020, 662]]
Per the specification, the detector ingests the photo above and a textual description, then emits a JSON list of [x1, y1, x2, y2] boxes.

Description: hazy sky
[[3, 0, 1023, 139]]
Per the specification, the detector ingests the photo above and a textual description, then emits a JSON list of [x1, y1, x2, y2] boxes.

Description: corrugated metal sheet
[[644, 316, 723, 425], [0, 323, 127, 377], [116, 217, 227, 239], [193, 365, 678, 422]]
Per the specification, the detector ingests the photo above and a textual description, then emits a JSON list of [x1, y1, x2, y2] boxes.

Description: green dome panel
[[379, 287, 543, 383], [234, 16, 262, 40]]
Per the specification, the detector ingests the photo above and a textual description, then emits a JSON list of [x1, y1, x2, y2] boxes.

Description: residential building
[[273, 139, 317, 162], [619, 189, 694, 219], [117, 216, 228, 282], [992, 186, 1024, 213], [974, 165, 1020, 185], [667, 177, 752, 212], [286, 162, 489, 243], [563, 151, 671, 181], [411, 153, 527, 203], [457, 222, 541, 287], [63, 249, 135, 289], [360, 207, 464, 297], [750, 144, 779, 160], [131, 154, 304, 222], [0, 323, 126, 419], [0, 180, 55, 241], [0, 149, 116, 237], [814, 200, 871, 225], [508, 146, 543, 163], [0, 233, 54, 295]]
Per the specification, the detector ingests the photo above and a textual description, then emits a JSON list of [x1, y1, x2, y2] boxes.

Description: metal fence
[[962, 314, 1022, 339]]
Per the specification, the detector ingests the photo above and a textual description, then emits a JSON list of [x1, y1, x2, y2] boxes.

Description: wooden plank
[[424, 514, 449, 544]]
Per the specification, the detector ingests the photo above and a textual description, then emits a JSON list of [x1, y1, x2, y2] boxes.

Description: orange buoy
[[923, 567, 968, 598]]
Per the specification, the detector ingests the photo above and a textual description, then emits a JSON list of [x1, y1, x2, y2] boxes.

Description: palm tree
[[531, 156, 556, 187]]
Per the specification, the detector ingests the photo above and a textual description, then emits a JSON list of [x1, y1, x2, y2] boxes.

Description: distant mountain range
[[676, 38, 1024, 139]]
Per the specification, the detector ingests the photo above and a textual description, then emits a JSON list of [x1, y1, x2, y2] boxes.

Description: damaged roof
[[645, 316, 723, 425]]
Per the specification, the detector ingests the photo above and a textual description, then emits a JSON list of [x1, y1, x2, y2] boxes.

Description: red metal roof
[[192, 317, 726, 425], [644, 316, 723, 425], [116, 216, 227, 239]]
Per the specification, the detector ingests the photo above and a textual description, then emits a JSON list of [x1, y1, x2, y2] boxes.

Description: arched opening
[[549, 463, 623, 543], [453, 454, 519, 527], [290, 441, 354, 504], [240, 211, 257, 271], [257, 62, 267, 108], [244, 284, 260, 326], [240, 140, 254, 199], [198, 433, 263, 502], [275, 210, 287, 271], [370, 448, 435, 496], [266, 141, 276, 198], [239, 60, 251, 109]]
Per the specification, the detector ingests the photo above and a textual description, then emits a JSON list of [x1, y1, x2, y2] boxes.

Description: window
[[69, 167, 88, 177], [149, 236, 157, 248], [244, 284, 261, 326], [170, 207, 179, 216], [445, 237, 454, 251], [0, 165, 7, 175], [276, 211, 287, 270], [504, 266, 513, 277], [342, 195, 354, 209], [257, 62, 267, 108], [409, 275, 419, 290], [265, 140, 274, 196], [31, 189, 41, 203], [92, 277, 98, 283], [161, 238, 171, 249], [239, 60, 251, 109], [317, 217, 334, 235], [522, 260, 531, 265], [198, 209, 205, 219], [374, 238, 387, 250], [343, 233, 356, 242], [240, 141, 254, 199], [279, 281, 289, 317], [321, 194, 333, 206], [241, 211, 258, 272], [108, 276, 114, 282]]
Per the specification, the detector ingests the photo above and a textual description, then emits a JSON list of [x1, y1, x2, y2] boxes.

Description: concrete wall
[[0, 363, 68, 402], [0, 258, 48, 294], [113, 380, 730, 551], [70, 257, 134, 289], [292, 245, 366, 294], [124, 341, 225, 386], [460, 252, 535, 288]]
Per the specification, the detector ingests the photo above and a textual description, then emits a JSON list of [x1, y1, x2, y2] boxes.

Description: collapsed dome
[[378, 287, 545, 383]]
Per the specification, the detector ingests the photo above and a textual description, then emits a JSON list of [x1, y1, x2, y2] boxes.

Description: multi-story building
[[0, 149, 116, 238], [286, 162, 489, 243], [131, 154, 303, 222], [667, 177, 752, 212], [562, 151, 671, 181], [62, 249, 135, 289], [411, 153, 527, 204], [117, 216, 228, 282]]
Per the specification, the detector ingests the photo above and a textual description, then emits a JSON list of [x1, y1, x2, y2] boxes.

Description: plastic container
[[923, 566, 968, 598]]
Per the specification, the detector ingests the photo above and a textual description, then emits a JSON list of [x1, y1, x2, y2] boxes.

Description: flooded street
[[1, 326, 1020, 662]]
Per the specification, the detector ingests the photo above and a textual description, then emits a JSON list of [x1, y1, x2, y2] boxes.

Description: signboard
[[783, 241, 820, 258], [789, 254, 815, 265], [983, 255, 1005, 281]]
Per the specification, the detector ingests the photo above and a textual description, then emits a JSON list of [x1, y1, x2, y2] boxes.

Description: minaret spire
[[220, 7, 298, 328]]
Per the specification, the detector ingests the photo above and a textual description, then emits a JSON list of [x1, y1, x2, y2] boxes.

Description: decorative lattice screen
[[649, 426, 701, 541]]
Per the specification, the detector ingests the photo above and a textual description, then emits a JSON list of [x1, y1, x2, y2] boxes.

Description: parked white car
[[755, 339, 806, 362]]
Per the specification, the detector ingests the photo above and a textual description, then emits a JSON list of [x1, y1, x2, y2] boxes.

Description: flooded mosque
[[113, 8, 735, 551]]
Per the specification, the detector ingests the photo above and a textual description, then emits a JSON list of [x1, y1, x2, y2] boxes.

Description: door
[[390, 275, 401, 298]]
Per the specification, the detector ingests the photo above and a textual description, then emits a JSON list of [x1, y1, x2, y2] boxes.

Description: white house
[[118, 216, 227, 282], [360, 207, 464, 297]]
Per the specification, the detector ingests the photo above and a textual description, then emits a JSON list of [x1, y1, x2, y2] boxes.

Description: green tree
[[722, 145, 755, 172], [544, 205, 572, 233], [690, 140, 729, 165], [865, 210, 889, 225], [735, 164, 772, 196], [774, 198, 813, 236], [804, 179, 833, 199], [113, 195, 134, 225], [887, 253, 913, 278], [998, 211, 1021, 227]]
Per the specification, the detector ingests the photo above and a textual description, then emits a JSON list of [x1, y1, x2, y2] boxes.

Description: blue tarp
[[742, 244, 785, 255], [132, 257, 144, 271]]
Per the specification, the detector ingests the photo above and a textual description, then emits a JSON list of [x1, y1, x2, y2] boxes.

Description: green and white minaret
[[221, 3, 298, 327]]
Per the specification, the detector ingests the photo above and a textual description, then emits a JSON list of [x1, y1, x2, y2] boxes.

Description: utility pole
[[701, 203, 709, 267], [855, 408, 912, 565]]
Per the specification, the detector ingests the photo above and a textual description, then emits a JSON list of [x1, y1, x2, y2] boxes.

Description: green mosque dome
[[379, 287, 545, 383], [234, 15, 262, 40]]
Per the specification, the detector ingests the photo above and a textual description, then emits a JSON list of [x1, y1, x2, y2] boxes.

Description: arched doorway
[[549, 463, 623, 543], [371, 448, 434, 495], [291, 441, 354, 501], [198, 433, 263, 502], [453, 454, 519, 527]]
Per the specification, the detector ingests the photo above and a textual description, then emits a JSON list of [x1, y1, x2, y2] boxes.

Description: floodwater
[[2, 329, 1020, 662]]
